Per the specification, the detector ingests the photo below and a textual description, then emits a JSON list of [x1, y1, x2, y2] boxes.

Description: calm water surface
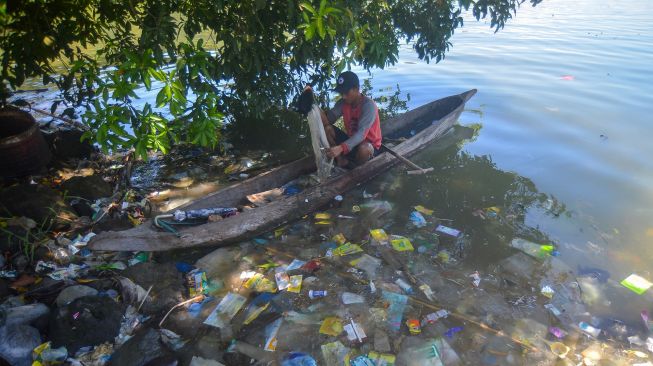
[[359, 0, 653, 322]]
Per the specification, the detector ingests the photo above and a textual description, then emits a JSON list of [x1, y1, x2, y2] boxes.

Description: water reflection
[[363, 125, 564, 267]]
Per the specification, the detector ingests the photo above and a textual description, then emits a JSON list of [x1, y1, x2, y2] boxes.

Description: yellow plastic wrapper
[[414, 205, 434, 216], [274, 227, 286, 238], [320, 317, 344, 336], [333, 233, 347, 245], [315, 212, 332, 220], [243, 303, 270, 325], [621, 274, 653, 295], [368, 351, 396, 365], [370, 229, 389, 242], [287, 275, 303, 293], [391, 237, 414, 252], [243, 272, 277, 293], [332, 243, 363, 256]]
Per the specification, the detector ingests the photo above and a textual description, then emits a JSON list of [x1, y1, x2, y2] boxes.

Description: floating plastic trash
[[287, 275, 302, 293], [469, 271, 481, 287], [549, 326, 566, 339], [243, 303, 270, 325], [541, 285, 555, 298], [391, 236, 414, 252], [406, 318, 421, 334], [414, 205, 434, 215], [243, 272, 277, 293], [321, 341, 350, 366], [283, 185, 301, 196], [332, 242, 363, 256], [510, 238, 555, 259], [367, 352, 396, 365], [186, 269, 208, 297], [621, 274, 653, 295], [314, 212, 331, 220], [332, 233, 347, 245], [579, 321, 601, 338], [423, 310, 449, 326], [204, 292, 247, 328], [264, 318, 283, 351], [550, 342, 570, 358], [435, 224, 461, 238], [281, 352, 318, 366], [577, 266, 610, 283], [309, 290, 327, 299], [383, 291, 408, 332], [344, 319, 366, 343], [342, 292, 365, 304], [409, 211, 427, 228], [320, 317, 344, 336], [350, 355, 376, 366], [275, 272, 290, 291], [370, 228, 389, 243], [350, 254, 381, 277], [286, 259, 307, 271], [444, 326, 463, 338], [641, 310, 653, 333], [393, 278, 413, 294], [419, 284, 435, 301]]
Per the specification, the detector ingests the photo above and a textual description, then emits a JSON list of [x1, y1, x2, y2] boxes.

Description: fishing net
[[307, 104, 333, 181]]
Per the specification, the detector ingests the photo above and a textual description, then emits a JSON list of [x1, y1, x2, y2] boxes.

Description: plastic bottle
[[510, 238, 555, 259], [579, 322, 601, 338], [395, 278, 414, 294], [309, 290, 327, 299]]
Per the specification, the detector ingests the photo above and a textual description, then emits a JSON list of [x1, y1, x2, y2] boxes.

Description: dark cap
[[333, 71, 359, 94]]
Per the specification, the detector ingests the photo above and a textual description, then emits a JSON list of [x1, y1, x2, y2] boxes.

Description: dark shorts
[[333, 127, 381, 160]]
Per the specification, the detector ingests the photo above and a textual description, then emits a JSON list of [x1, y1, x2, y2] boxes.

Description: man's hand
[[326, 145, 344, 158]]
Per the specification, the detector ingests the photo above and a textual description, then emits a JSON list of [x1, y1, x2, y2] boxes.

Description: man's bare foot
[[335, 156, 349, 167]]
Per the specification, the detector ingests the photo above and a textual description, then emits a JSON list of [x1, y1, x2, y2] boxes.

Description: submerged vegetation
[[0, 0, 540, 158]]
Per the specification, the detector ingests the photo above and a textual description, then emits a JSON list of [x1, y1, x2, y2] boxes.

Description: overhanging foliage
[[0, 0, 541, 158]]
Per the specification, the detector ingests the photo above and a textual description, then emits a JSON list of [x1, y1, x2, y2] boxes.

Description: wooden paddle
[[381, 143, 434, 175]]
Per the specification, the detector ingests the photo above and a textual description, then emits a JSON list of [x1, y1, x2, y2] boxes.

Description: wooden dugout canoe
[[89, 89, 477, 252]]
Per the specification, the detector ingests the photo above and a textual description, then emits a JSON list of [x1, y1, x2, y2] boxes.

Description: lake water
[[343, 0, 653, 324]]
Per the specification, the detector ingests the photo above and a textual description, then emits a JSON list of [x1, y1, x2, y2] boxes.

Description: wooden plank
[[89, 89, 476, 252]]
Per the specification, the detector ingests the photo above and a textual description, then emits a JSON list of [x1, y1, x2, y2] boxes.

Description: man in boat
[[308, 71, 382, 167]]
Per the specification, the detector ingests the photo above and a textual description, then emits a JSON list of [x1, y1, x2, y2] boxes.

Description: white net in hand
[[307, 104, 333, 181]]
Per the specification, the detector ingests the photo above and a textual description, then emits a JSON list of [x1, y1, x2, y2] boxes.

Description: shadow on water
[[362, 124, 565, 267]]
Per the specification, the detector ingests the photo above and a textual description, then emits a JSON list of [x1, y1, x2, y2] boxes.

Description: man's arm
[[325, 100, 343, 126], [340, 100, 377, 154]]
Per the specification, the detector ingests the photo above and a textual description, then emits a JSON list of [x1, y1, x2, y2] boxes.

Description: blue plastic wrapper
[[175, 262, 194, 273], [284, 185, 301, 196], [409, 211, 427, 228], [253, 237, 269, 245], [350, 356, 376, 366], [445, 326, 464, 338], [383, 290, 408, 332], [281, 352, 317, 366]]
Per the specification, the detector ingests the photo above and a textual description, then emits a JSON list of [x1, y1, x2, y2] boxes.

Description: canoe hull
[[89, 89, 477, 251]]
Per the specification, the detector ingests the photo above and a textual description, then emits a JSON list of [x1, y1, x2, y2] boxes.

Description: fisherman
[[306, 71, 382, 167]]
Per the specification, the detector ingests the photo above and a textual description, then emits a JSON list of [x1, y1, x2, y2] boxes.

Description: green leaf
[[305, 25, 315, 40], [317, 18, 325, 39], [142, 71, 151, 90], [299, 2, 316, 14], [156, 86, 170, 107]]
